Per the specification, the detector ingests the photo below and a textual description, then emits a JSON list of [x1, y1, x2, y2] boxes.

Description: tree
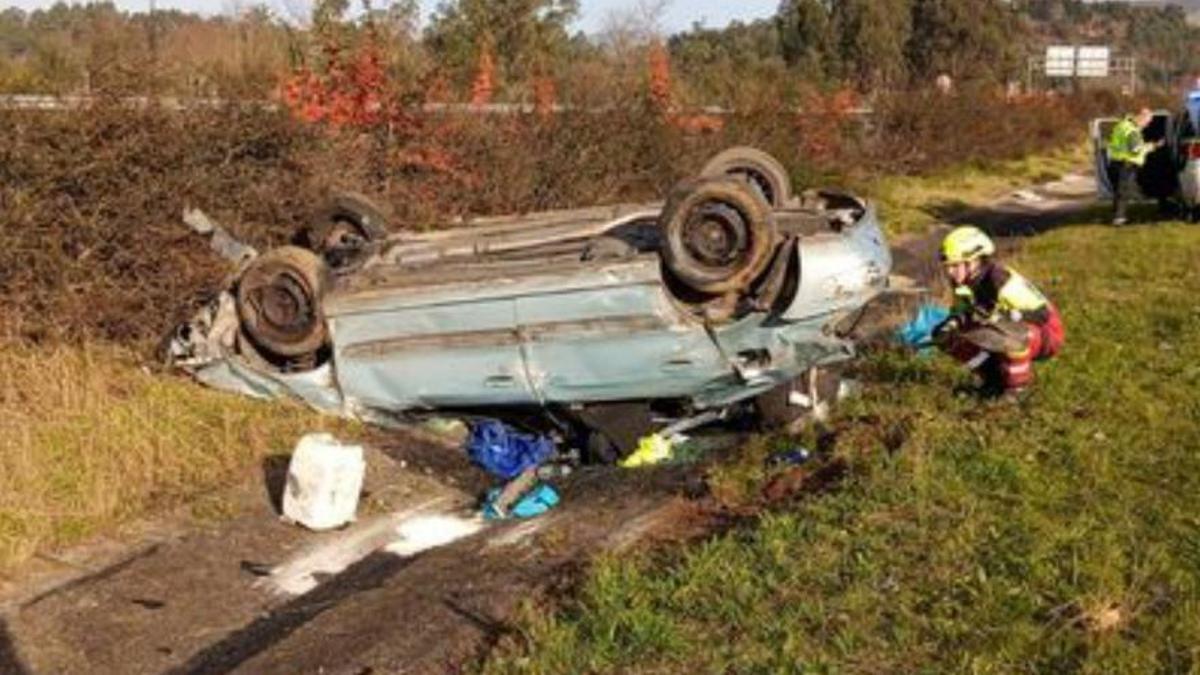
[[906, 0, 1025, 84], [668, 18, 786, 103], [777, 0, 836, 82], [829, 0, 911, 89], [1129, 6, 1198, 89], [425, 0, 579, 90]]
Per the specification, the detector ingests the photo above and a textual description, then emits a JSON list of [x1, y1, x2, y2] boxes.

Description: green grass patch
[[866, 144, 1089, 235], [486, 223, 1200, 672]]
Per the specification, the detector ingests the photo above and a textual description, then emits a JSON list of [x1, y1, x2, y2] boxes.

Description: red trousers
[[948, 305, 1065, 390]]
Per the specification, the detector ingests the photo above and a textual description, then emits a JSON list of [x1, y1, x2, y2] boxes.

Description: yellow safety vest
[[1108, 116, 1151, 167]]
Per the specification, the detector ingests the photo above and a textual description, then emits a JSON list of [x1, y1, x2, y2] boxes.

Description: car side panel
[[515, 278, 729, 403], [330, 298, 535, 410]]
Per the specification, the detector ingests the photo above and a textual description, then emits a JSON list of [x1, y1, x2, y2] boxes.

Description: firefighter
[[933, 227, 1065, 401], [1106, 107, 1160, 225]]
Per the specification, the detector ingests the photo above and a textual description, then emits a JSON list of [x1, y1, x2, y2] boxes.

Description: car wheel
[[660, 177, 778, 295], [310, 192, 391, 273], [236, 246, 330, 359], [700, 146, 794, 209]]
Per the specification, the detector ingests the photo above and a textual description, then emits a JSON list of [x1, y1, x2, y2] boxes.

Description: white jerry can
[[282, 433, 366, 531]]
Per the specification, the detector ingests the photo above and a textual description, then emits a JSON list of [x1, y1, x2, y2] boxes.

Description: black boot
[[976, 357, 1006, 399]]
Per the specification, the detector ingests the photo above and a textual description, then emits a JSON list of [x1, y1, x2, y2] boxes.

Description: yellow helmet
[[940, 226, 995, 264]]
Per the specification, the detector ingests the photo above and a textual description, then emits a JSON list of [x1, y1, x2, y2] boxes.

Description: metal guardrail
[[0, 94, 279, 111], [0, 94, 873, 117]]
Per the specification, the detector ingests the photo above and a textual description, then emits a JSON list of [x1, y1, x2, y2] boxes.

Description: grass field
[[485, 222, 1200, 672]]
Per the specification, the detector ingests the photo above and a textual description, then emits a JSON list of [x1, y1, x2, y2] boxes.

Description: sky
[[1, 0, 781, 35]]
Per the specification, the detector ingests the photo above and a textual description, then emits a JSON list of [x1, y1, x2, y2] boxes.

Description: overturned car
[[168, 148, 892, 456]]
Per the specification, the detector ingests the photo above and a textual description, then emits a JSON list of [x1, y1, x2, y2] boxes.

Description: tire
[[310, 192, 391, 273], [700, 146, 794, 209], [660, 177, 778, 295], [236, 246, 330, 359]]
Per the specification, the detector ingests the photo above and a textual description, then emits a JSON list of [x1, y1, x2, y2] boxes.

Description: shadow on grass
[[0, 618, 31, 675], [261, 454, 291, 516], [922, 196, 1172, 240]]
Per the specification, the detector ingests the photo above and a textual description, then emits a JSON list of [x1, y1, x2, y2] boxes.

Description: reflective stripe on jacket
[[952, 263, 1050, 325], [1108, 116, 1150, 166]]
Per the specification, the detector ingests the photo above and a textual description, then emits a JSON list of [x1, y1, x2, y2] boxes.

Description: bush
[[0, 87, 1114, 350]]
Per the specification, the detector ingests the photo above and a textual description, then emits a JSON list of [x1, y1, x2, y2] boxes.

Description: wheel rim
[[245, 269, 318, 346], [323, 220, 368, 251], [684, 201, 749, 268]]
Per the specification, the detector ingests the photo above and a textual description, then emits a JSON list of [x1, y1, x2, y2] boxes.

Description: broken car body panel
[[170, 171, 892, 426]]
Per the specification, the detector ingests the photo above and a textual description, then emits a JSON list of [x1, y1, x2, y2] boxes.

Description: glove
[[932, 315, 963, 343]]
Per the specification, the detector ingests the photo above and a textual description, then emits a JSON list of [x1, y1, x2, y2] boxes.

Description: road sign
[[1045, 46, 1076, 77], [1076, 46, 1112, 78]]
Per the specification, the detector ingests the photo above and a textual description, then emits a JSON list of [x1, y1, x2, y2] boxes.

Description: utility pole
[[149, 0, 158, 63]]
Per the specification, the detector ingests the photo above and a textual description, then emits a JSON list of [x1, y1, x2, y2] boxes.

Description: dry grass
[[0, 341, 334, 569]]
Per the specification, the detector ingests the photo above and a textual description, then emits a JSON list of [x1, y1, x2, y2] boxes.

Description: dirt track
[[0, 171, 1102, 675]]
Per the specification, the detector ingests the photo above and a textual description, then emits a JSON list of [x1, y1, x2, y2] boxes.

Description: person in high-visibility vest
[[1106, 108, 1159, 225], [933, 227, 1065, 401]]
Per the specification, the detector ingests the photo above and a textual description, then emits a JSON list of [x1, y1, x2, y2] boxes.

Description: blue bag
[[466, 420, 556, 480], [896, 303, 951, 353]]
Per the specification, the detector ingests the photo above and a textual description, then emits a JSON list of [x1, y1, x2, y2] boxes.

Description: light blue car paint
[[171, 195, 892, 423]]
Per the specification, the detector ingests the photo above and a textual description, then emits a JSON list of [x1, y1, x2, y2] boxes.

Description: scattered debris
[[482, 483, 560, 521], [464, 422, 565, 520], [181, 208, 258, 266], [421, 417, 470, 442], [483, 467, 540, 518], [620, 433, 675, 468], [536, 462, 574, 480], [466, 420, 556, 481], [282, 434, 366, 531], [767, 447, 812, 468]]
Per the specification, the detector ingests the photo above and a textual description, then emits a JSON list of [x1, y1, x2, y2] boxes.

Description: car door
[[1091, 117, 1116, 199], [514, 264, 727, 404], [327, 293, 536, 410]]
